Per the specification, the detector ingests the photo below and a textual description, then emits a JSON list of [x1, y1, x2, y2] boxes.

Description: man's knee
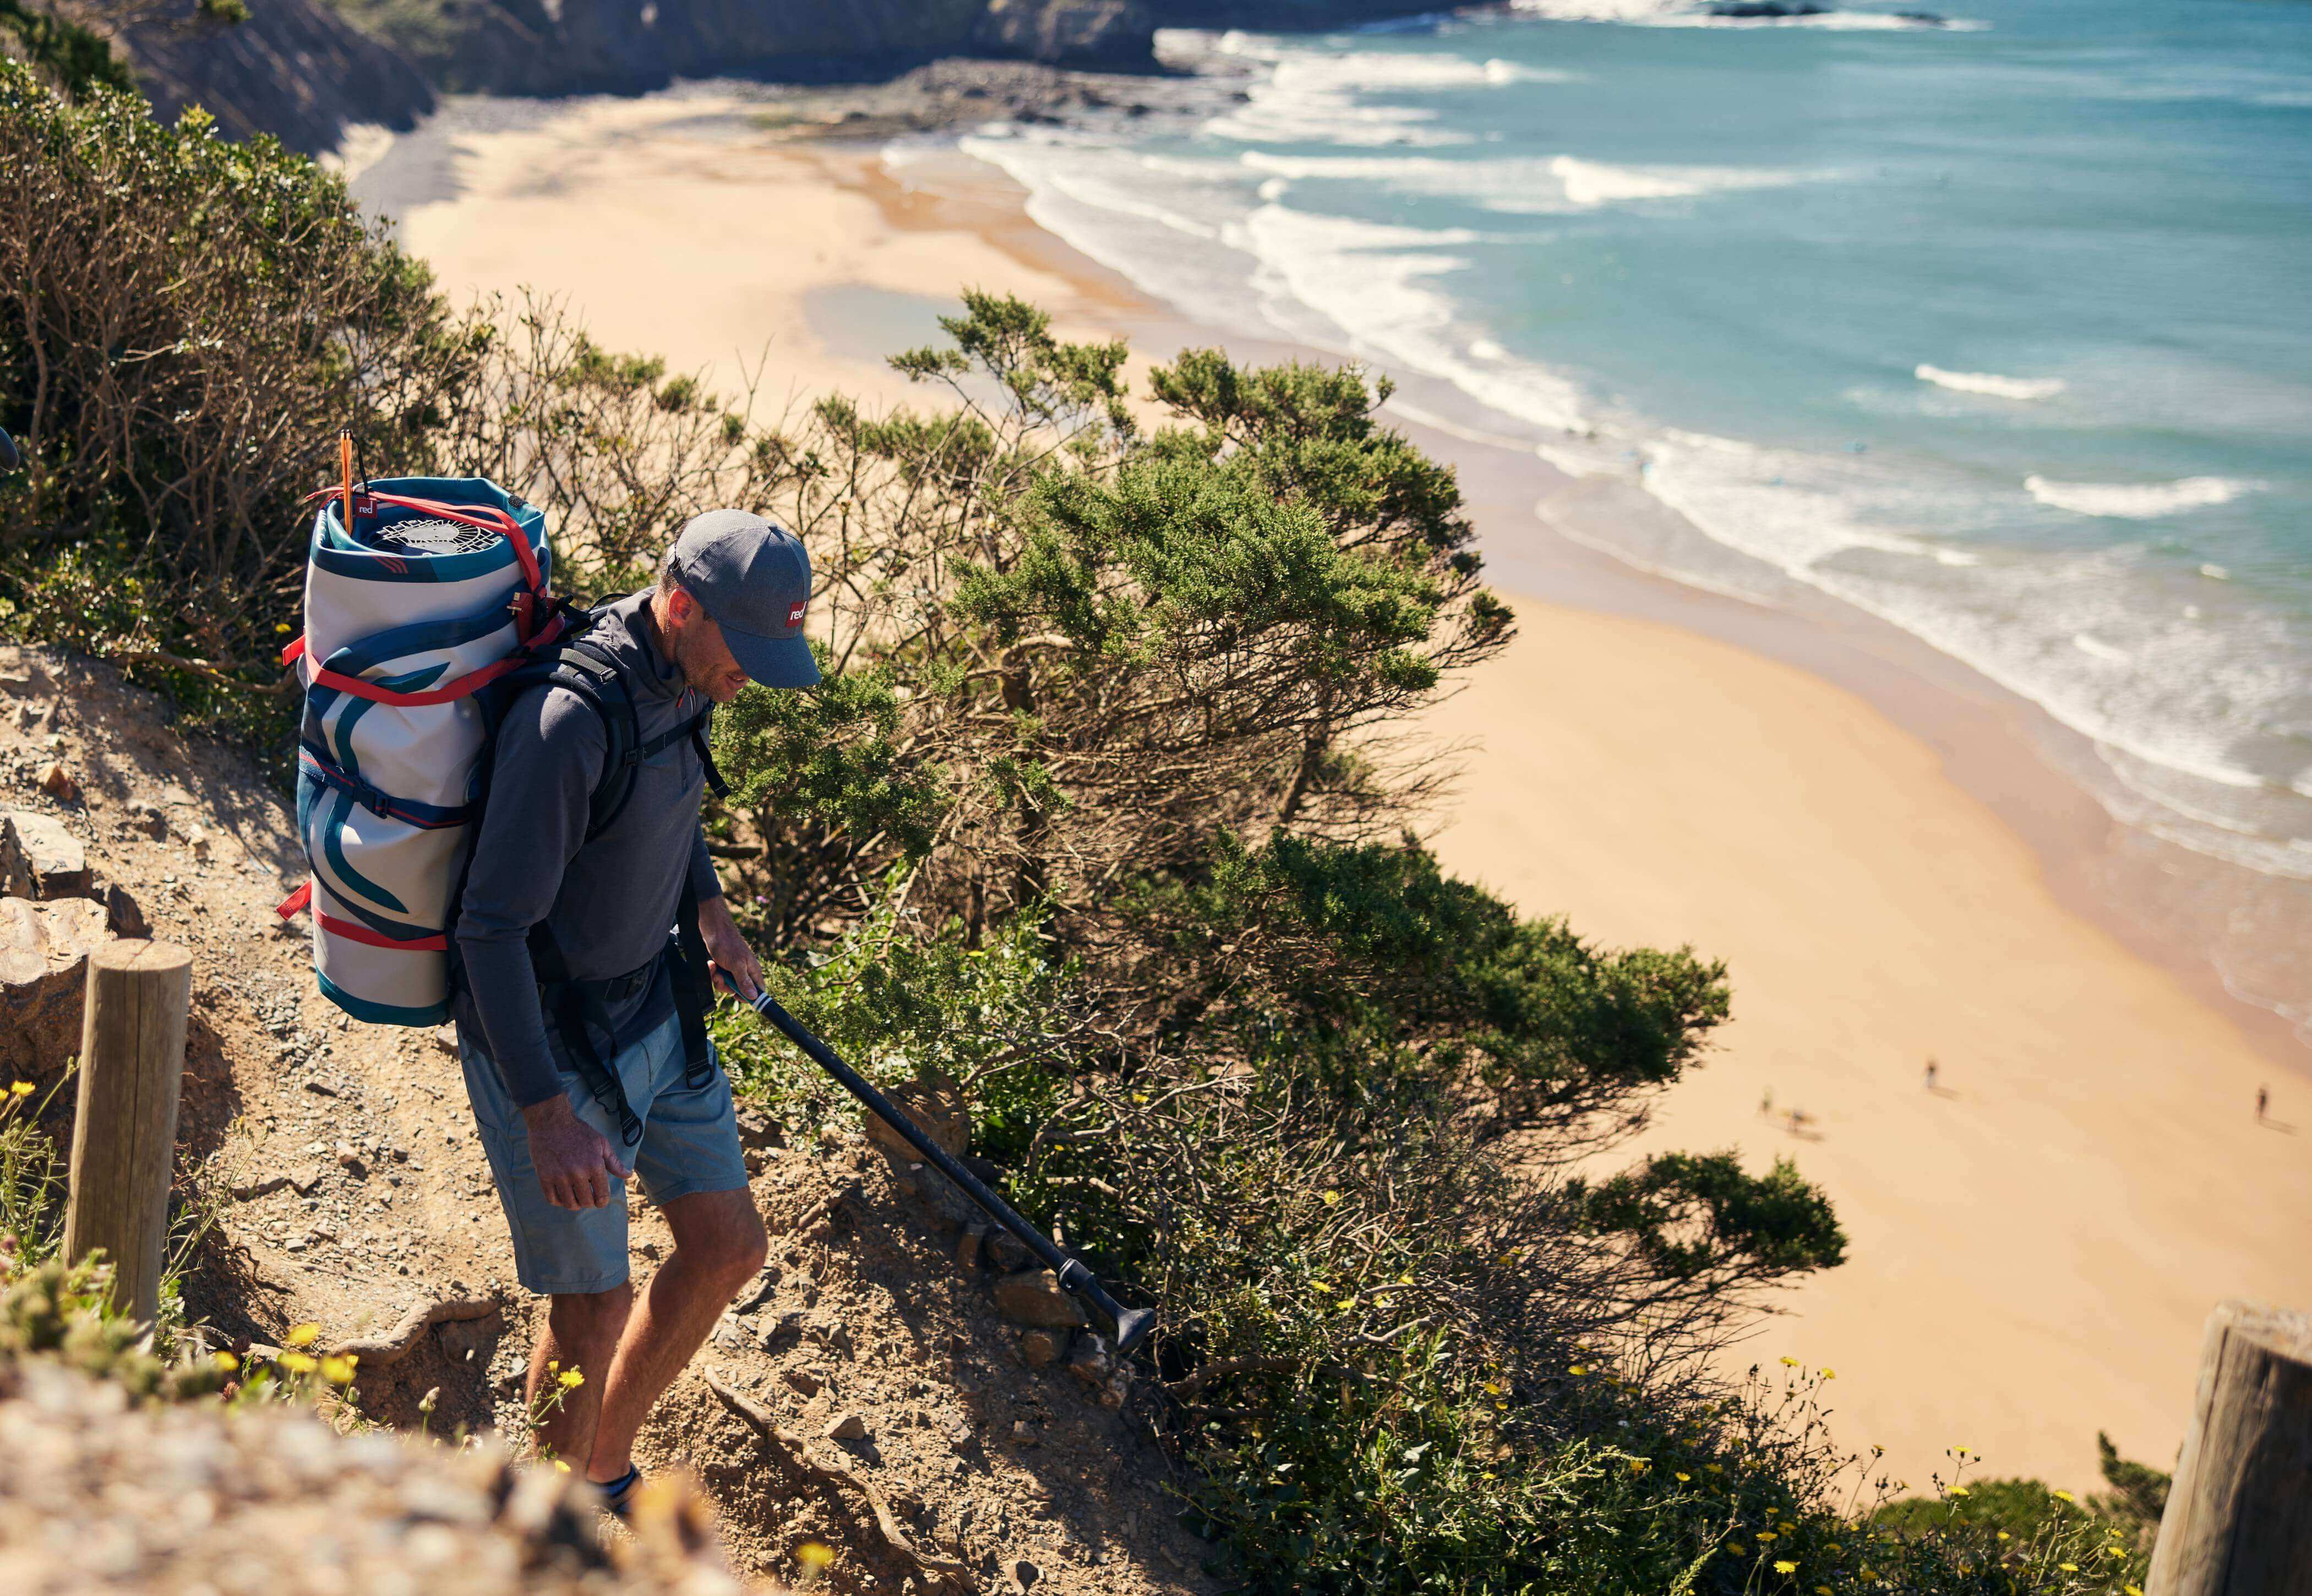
[[548, 1281, 634, 1346], [703, 1209, 769, 1292], [666, 1189, 767, 1292]]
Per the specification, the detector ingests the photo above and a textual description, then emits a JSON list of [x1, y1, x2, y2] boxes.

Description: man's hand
[[699, 892, 764, 1003], [522, 1095, 629, 1210]]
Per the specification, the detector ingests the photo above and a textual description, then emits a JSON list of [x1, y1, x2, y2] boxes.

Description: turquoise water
[[944, 0, 2312, 927]]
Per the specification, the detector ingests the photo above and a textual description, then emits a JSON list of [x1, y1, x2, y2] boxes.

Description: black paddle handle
[[748, 991, 1154, 1354]]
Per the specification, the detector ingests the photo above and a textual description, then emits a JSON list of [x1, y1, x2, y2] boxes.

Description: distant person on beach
[[1759, 1088, 1774, 1119], [2257, 1084, 2269, 1122], [1924, 1058, 1938, 1091]]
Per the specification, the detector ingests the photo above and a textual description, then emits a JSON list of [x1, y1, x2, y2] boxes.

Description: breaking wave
[[2025, 475, 2264, 520]]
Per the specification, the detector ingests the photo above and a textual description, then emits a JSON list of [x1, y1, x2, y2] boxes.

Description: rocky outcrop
[[973, 0, 1154, 68], [116, 0, 433, 155], [0, 894, 108, 1078]]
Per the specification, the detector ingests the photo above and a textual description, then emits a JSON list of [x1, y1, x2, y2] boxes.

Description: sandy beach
[[364, 89, 2312, 1496]]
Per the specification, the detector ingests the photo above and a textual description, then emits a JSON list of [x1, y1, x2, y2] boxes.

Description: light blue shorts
[[458, 1009, 748, 1296]]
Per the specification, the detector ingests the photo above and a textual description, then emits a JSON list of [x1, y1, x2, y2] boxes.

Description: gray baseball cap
[[666, 509, 819, 689]]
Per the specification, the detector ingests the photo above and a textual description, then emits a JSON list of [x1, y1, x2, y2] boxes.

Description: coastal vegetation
[[0, 65, 2162, 1595]]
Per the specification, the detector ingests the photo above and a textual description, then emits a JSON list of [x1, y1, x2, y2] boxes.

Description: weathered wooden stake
[[61, 938, 193, 1326], [2147, 1299, 2312, 1596]]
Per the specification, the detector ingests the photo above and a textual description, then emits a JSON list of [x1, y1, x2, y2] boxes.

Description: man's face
[[664, 587, 753, 704]]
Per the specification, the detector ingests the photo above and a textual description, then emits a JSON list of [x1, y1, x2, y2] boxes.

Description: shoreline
[[849, 138, 2312, 1080], [364, 87, 2312, 1495]]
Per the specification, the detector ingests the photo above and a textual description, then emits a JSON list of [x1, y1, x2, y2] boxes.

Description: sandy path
[[370, 92, 2311, 1496]]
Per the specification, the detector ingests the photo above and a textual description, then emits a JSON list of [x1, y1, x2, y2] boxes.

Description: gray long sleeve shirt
[[452, 591, 722, 1109]]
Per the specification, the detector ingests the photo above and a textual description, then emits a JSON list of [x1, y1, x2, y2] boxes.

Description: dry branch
[[335, 1297, 500, 1369]]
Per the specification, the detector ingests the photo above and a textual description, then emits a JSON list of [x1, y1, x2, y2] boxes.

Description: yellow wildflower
[[1628, 1459, 1649, 1474], [1997, 1532, 2010, 1542], [553, 1459, 570, 1473], [1320, 1189, 1342, 1206], [797, 1542, 835, 1571], [284, 1322, 321, 1348], [2108, 1545, 2129, 1558], [1755, 1531, 1777, 1543], [558, 1368, 585, 1390], [1568, 1364, 1588, 1376], [8, 1081, 31, 1097], [1949, 1485, 1970, 1497], [1706, 1463, 1725, 1474], [320, 1355, 357, 1385], [1780, 1356, 1801, 1367], [279, 1352, 318, 1375], [2058, 1564, 2077, 1573], [1819, 1367, 1836, 1379], [1773, 1560, 1797, 1575], [1675, 1472, 1692, 1483], [1484, 1382, 1501, 1395], [212, 1351, 238, 1372], [2053, 1489, 2075, 1503], [1824, 1543, 1840, 1554]]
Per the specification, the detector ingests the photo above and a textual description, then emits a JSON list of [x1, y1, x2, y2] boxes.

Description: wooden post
[[2147, 1299, 2312, 1596], [61, 939, 193, 1326]]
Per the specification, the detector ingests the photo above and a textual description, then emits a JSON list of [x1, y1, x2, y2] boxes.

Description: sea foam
[[1236, 150, 1802, 212], [1915, 364, 2065, 400], [1508, 0, 1983, 28], [2025, 475, 2262, 520]]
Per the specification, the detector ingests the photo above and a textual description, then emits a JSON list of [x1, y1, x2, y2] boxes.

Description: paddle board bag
[[276, 477, 563, 1025]]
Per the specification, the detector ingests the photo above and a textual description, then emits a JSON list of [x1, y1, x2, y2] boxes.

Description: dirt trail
[[0, 642, 1213, 1595]]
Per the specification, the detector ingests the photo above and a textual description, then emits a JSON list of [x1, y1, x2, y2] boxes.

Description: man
[[452, 508, 818, 1515]]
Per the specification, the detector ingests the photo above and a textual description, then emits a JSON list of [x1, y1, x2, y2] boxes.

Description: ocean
[[920, 0, 2312, 1035]]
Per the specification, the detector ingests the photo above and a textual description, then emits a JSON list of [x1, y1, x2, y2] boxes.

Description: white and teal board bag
[[277, 474, 562, 1025]]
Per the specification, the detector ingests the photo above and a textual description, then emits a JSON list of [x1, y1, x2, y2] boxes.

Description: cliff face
[[106, 0, 1444, 156], [118, 0, 432, 152], [328, 0, 1150, 96]]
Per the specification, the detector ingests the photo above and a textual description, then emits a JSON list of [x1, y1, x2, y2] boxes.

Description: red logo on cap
[[786, 600, 806, 627]]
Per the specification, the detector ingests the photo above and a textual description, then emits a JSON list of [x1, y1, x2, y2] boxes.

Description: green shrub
[[0, 68, 795, 755], [0, 0, 137, 97]]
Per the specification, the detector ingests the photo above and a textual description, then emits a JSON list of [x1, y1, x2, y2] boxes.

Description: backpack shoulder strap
[[492, 615, 644, 845]]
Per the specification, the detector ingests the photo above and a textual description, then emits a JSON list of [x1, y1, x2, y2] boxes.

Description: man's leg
[[584, 1186, 767, 1484], [526, 1282, 633, 1468]]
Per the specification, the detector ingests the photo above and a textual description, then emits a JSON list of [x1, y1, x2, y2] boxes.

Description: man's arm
[[456, 690, 630, 1208], [690, 824, 764, 1002]]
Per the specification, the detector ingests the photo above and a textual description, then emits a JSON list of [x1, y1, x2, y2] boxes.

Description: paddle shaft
[[744, 990, 1152, 1353]]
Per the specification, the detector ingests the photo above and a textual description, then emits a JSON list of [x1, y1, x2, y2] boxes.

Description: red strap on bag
[[276, 878, 445, 951], [317, 912, 448, 953], [302, 606, 569, 708]]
